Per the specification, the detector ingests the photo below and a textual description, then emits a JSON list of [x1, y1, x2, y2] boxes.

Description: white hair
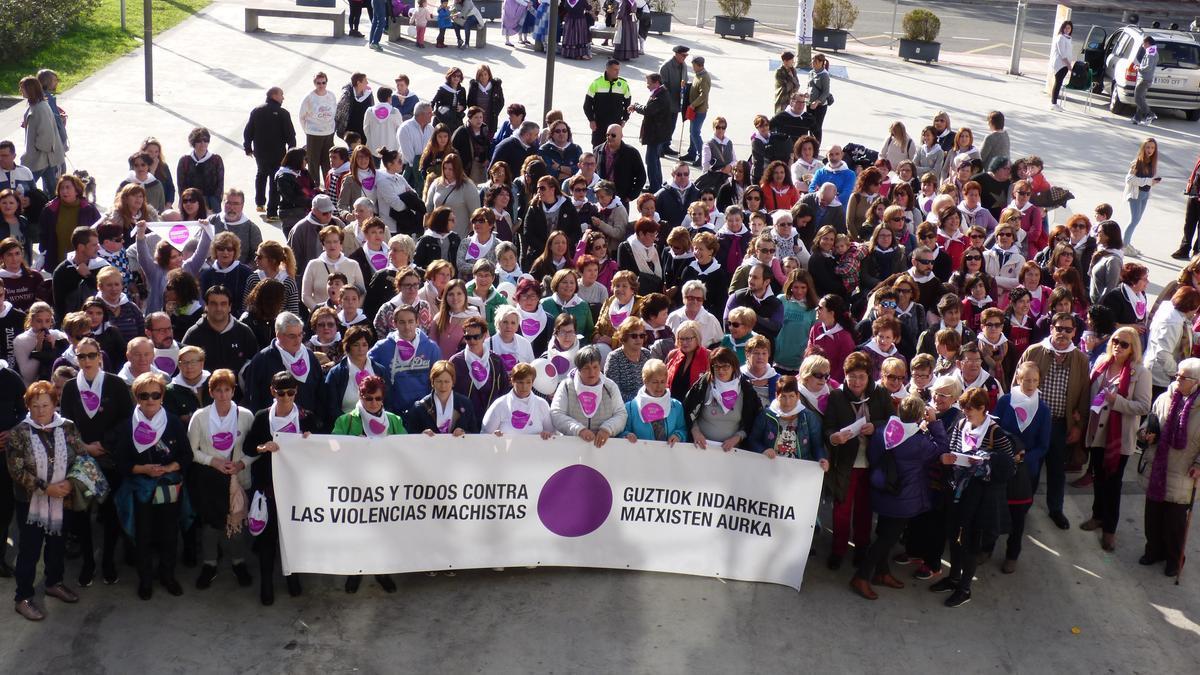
[[681, 279, 706, 299], [1180, 357, 1200, 382], [274, 311, 303, 335], [494, 304, 520, 324]]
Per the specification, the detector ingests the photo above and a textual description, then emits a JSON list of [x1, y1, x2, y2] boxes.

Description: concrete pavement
[[2, 9, 1200, 670]]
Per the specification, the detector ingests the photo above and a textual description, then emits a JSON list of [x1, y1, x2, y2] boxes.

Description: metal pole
[[144, 0, 153, 103], [1009, 0, 1027, 76], [121, 0, 126, 31], [542, 0, 559, 118], [889, 0, 899, 50], [696, 0, 706, 27]]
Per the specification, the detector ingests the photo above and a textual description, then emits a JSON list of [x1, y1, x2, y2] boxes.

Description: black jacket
[[199, 263, 256, 318], [406, 392, 481, 434], [452, 124, 492, 169], [593, 142, 646, 203], [51, 259, 98, 323], [430, 84, 468, 131], [636, 87, 672, 146], [181, 316, 259, 379], [414, 232, 462, 270], [520, 199, 582, 269], [490, 135, 536, 175], [769, 109, 814, 145], [336, 84, 373, 139], [243, 97, 296, 161], [822, 382, 894, 502], [654, 183, 700, 241], [113, 411, 192, 480], [0, 364, 26, 433], [682, 373, 762, 443], [583, 75, 632, 127], [242, 345, 325, 427], [243, 406, 320, 499], [467, 78, 505, 132]]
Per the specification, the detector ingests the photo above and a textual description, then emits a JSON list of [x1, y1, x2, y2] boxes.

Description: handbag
[[391, 189, 428, 236], [1032, 185, 1074, 209]]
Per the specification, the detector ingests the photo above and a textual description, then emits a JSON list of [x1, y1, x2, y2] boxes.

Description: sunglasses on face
[[888, 216, 904, 222], [275, 389, 297, 398], [1112, 339, 1131, 349], [811, 372, 830, 380], [136, 391, 163, 401], [77, 352, 100, 361], [626, 333, 646, 339], [607, 133, 618, 138], [729, 322, 742, 328], [984, 322, 1003, 328], [916, 259, 934, 266], [360, 395, 383, 402], [1053, 324, 1075, 333], [464, 333, 484, 341], [716, 125, 727, 130], [964, 255, 982, 262]]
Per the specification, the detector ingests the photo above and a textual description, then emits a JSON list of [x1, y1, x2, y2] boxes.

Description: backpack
[[766, 132, 793, 162]]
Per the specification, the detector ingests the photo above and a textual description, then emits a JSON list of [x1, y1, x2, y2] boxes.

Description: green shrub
[[0, 0, 102, 63], [813, 0, 858, 31], [902, 8, 940, 42], [649, 0, 675, 12], [716, 0, 751, 20]]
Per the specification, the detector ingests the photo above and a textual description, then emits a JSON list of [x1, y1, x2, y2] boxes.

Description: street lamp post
[[542, 0, 560, 118], [144, 0, 154, 103]]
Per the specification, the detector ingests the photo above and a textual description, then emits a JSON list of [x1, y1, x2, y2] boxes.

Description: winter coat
[[866, 419, 948, 518]]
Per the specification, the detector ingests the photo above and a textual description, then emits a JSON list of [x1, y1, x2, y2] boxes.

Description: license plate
[[1156, 76, 1187, 87]]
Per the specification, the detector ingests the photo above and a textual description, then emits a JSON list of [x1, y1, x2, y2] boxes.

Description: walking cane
[[1178, 482, 1198, 586]]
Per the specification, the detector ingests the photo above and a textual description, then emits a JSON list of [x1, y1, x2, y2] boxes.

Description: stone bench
[[244, 6, 346, 38], [389, 16, 487, 47], [591, 27, 616, 42]]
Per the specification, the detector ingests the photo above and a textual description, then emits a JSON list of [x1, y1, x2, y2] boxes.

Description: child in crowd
[[495, 241, 523, 286], [409, 0, 432, 48], [833, 233, 865, 297], [435, 0, 453, 48]]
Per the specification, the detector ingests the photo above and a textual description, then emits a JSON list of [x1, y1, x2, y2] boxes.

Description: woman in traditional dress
[[560, 0, 593, 60], [612, 0, 640, 61]]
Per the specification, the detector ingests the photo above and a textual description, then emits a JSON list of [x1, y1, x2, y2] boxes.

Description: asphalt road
[[671, 0, 1199, 58]]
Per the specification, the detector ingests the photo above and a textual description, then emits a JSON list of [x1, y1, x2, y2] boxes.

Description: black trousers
[[255, 498, 295, 590], [855, 514, 908, 580], [134, 500, 180, 583], [254, 155, 283, 216], [1144, 498, 1190, 565], [1183, 197, 1200, 254], [906, 494, 948, 572], [13, 501, 65, 602], [1089, 448, 1129, 535], [348, 1, 372, 31], [809, 104, 829, 145], [1051, 67, 1069, 104], [73, 468, 123, 570], [0, 464, 13, 562], [1005, 502, 1032, 561]]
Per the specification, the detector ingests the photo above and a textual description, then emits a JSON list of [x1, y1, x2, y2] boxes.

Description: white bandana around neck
[[742, 362, 778, 380], [24, 413, 68, 534], [207, 403, 239, 456], [864, 339, 898, 359], [959, 369, 991, 391], [348, 358, 375, 390], [153, 342, 180, 374], [519, 305, 548, 336], [132, 407, 168, 453], [967, 294, 994, 308], [1009, 388, 1039, 432], [274, 340, 311, 382], [768, 397, 803, 419], [505, 390, 536, 431], [268, 401, 300, 434], [979, 332, 1008, 349], [908, 266, 935, 284], [434, 393, 454, 433], [363, 242, 389, 271], [555, 293, 583, 310], [882, 416, 920, 450], [464, 233, 497, 262], [710, 376, 741, 413], [172, 370, 210, 394], [317, 251, 345, 268], [1121, 283, 1148, 320], [1038, 336, 1076, 355], [608, 296, 635, 327], [960, 414, 993, 455], [689, 258, 721, 275], [463, 347, 492, 386], [118, 363, 166, 385], [799, 383, 831, 414], [815, 321, 843, 342], [634, 387, 672, 424], [211, 258, 240, 274], [75, 369, 106, 418], [624, 234, 658, 274], [356, 401, 391, 438], [573, 372, 605, 419], [101, 292, 130, 310]]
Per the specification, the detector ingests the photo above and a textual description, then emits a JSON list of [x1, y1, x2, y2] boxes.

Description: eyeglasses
[[970, 233, 985, 239], [179, 359, 203, 366], [880, 300, 898, 309], [716, 125, 727, 130], [400, 282, 419, 289], [77, 352, 100, 361], [729, 322, 742, 328], [964, 255, 982, 262], [673, 172, 689, 178], [884, 374, 905, 382], [997, 232, 1013, 238], [916, 259, 934, 265], [553, 128, 568, 134], [315, 80, 328, 85], [1176, 373, 1196, 381], [275, 389, 298, 398], [471, 217, 488, 224], [758, 247, 776, 254], [464, 333, 484, 341], [896, 288, 913, 295], [182, 197, 198, 203], [626, 333, 646, 339], [1053, 325, 1075, 333], [1112, 339, 1131, 349], [360, 395, 383, 402], [984, 321, 1003, 328], [606, 133, 618, 138], [136, 391, 163, 401], [811, 372, 830, 380], [316, 321, 337, 329], [215, 246, 234, 252]]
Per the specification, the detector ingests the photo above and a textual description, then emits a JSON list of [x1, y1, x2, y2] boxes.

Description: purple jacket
[[866, 419, 948, 519]]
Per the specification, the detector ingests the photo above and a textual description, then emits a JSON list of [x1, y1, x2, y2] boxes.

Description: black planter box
[[714, 15, 754, 39], [648, 11, 672, 34], [812, 28, 847, 51], [898, 38, 940, 63], [478, 0, 501, 20]]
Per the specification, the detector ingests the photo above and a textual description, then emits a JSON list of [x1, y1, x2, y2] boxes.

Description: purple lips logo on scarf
[[368, 418, 388, 434], [884, 418, 905, 447], [279, 422, 297, 433], [362, 176, 376, 191], [1136, 300, 1146, 317], [500, 353, 518, 370], [371, 253, 388, 270], [719, 389, 738, 410], [609, 312, 628, 327], [168, 224, 190, 245], [469, 360, 488, 383], [578, 391, 598, 416], [510, 409, 530, 429], [396, 339, 415, 360], [1014, 406, 1028, 423], [290, 358, 308, 377], [134, 421, 157, 445], [438, 419, 451, 433], [374, 106, 390, 120], [212, 432, 234, 451], [964, 433, 979, 451], [467, 241, 481, 258], [81, 391, 100, 411], [154, 356, 176, 372], [355, 369, 370, 387], [551, 355, 570, 374], [640, 402, 665, 422], [521, 318, 540, 336]]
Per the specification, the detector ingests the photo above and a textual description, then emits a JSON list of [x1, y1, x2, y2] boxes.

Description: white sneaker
[[1125, 244, 1141, 257], [1050, 103, 1064, 112]]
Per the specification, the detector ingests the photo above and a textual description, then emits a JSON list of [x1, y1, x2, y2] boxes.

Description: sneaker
[[1124, 244, 1141, 257], [161, 577, 184, 597], [102, 562, 119, 585], [892, 553, 913, 566], [256, 206, 266, 213], [944, 589, 972, 608], [929, 577, 958, 593], [1050, 103, 1064, 112], [195, 564, 217, 590], [78, 561, 95, 588], [914, 565, 937, 581]]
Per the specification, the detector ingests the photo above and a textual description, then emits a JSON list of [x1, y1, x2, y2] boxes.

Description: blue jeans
[[369, 0, 388, 45], [31, 165, 59, 194], [1126, 190, 1150, 245], [645, 142, 663, 192], [686, 111, 707, 160]]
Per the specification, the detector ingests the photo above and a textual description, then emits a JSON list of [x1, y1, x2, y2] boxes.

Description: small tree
[[813, 0, 858, 31], [649, 0, 675, 13], [717, 0, 751, 20], [902, 8, 941, 42]]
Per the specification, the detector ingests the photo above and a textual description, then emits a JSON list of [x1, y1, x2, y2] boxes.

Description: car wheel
[[1109, 84, 1132, 116], [1187, 109, 1200, 122]]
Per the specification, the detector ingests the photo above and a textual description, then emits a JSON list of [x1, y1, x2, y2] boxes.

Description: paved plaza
[[3, 3, 1200, 671]]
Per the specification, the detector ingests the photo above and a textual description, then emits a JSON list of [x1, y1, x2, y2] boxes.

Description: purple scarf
[[1148, 387, 1198, 502]]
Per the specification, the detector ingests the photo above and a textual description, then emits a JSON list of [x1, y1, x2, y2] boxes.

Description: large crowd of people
[[2, 22, 1199, 622]]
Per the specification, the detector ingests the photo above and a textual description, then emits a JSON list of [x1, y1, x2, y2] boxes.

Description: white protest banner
[[145, 221, 204, 251], [796, 0, 814, 46], [272, 434, 824, 590]]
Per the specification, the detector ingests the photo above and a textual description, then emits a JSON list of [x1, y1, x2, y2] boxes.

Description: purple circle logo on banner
[[168, 224, 189, 245], [371, 253, 388, 270], [720, 389, 738, 410], [355, 369, 370, 387], [396, 339, 415, 360], [521, 318, 540, 336], [578, 391, 598, 416], [500, 353, 518, 370], [467, 241, 480, 258], [362, 176, 375, 191], [610, 312, 627, 327], [641, 402, 665, 422], [1015, 406, 1028, 423], [537, 464, 612, 537], [212, 432, 234, 451], [154, 356, 176, 372], [290, 358, 307, 377], [551, 354, 570, 374], [134, 421, 156, 445], [374, 107, 390, 120], [510, 409, 530, 429], [884, 418, 904, 447], [470, 360, 488, 382], [81, 391, 100, 411], [368, 418, 388, 434]]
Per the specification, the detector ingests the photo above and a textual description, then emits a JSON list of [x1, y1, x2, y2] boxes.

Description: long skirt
[[613, 12, 639, 60], [561, 15, 592, 59], [502, 0, 525, 36], [532, 1, 551, 42]]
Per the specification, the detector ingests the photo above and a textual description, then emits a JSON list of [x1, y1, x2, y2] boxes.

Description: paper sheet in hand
[[145, 221, 203, 251], [951, 452, 977, 467], [838, 416, 866, 439]]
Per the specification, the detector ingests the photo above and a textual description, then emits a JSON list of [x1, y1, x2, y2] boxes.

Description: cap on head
[[312, 194, 335, 213], [673, 45, 690, 55]]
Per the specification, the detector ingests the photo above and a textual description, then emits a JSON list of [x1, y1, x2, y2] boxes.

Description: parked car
[[1099, 25, 1200, 120]]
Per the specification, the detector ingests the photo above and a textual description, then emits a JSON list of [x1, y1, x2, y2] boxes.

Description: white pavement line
[[1072, 564, 1103, 580], [965, 43, 1009, 54], [1026, 535, 1061, 557], [950, 36, 993, 41]]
